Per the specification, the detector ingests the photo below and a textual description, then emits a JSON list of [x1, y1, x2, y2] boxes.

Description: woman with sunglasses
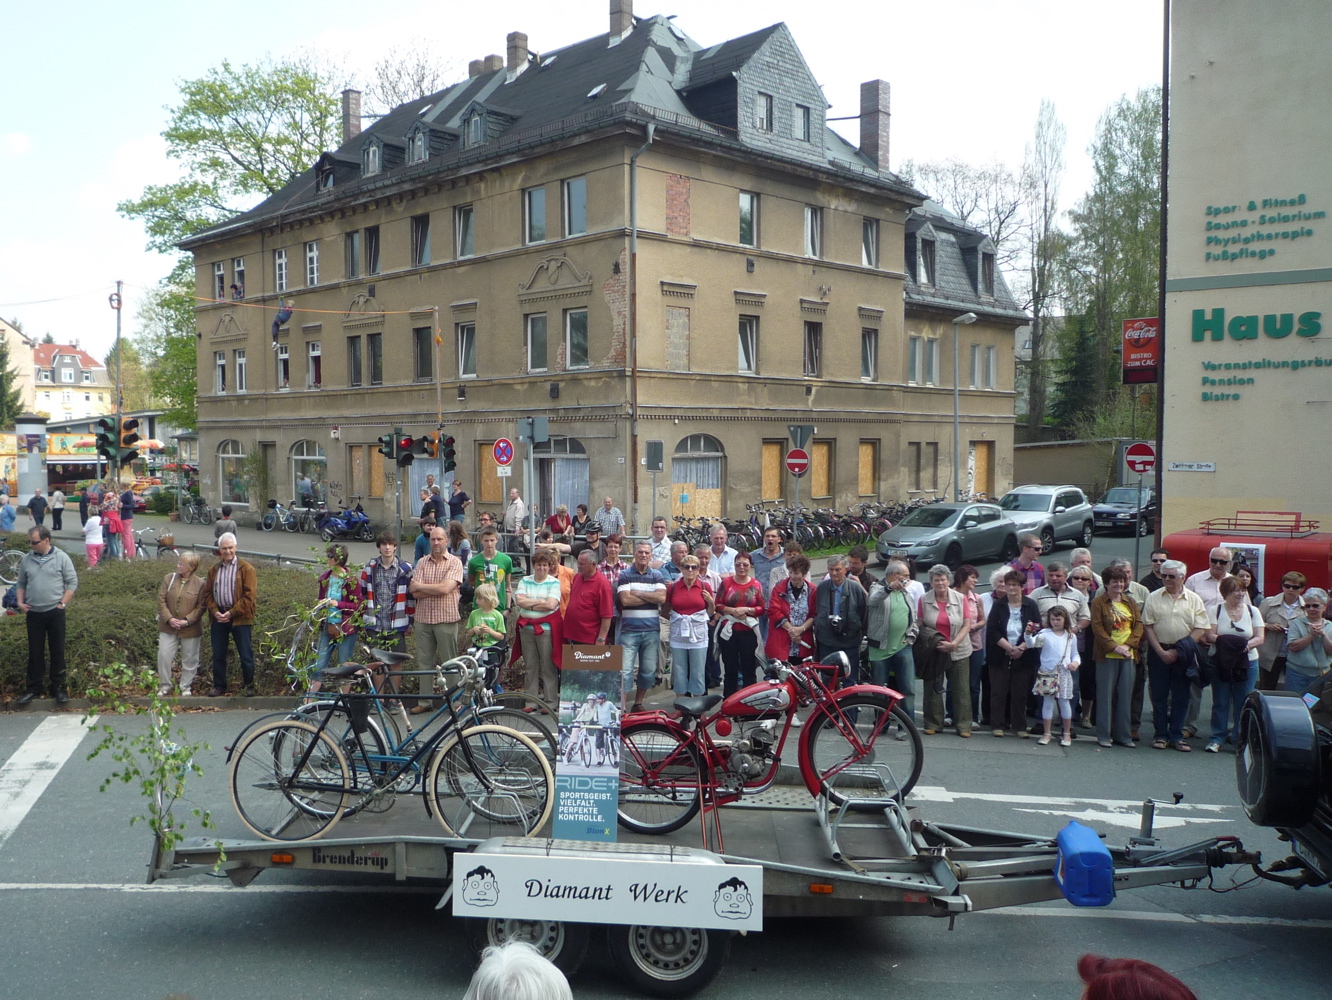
[[1203, 575, 1264, 753], [1257, 571, 1306, 691], [1068, 567, 1097, 727], [1285, 587, 1332, 692]]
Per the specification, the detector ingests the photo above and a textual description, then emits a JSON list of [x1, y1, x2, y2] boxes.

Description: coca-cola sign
[[1122, 317, 1160, 384]]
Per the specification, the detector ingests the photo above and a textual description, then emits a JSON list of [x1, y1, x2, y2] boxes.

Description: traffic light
[[442, 435, 457, 473], [396, 433, 416, 468], [418, 432, 439, 459], [377, 432, 398, 461], [94, 417, 117, 461], [118, 417, 141, 463]]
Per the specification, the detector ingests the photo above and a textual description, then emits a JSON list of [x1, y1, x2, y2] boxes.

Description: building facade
[[1164, 0, 1331, 542], [30, 344, 114, 422], [186, 5, 1024, 528]]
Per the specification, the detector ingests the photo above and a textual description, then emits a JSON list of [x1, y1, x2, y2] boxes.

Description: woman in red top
[[766, 554, 815, 664], [665, 556, 715, 696], [544, 504, 573, 544], [715, 552, 766, 695]]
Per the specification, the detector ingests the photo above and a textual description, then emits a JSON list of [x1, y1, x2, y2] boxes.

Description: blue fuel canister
[[1053, 821, 1115, 907]]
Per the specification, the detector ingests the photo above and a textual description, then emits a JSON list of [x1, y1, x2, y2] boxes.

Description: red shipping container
[[1162, 512, 1330, 593]]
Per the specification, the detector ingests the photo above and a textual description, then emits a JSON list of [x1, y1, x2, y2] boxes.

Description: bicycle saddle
[[673, 695, 722, 717], [323, 662, 369, 679], [369, 648, 412, 665]]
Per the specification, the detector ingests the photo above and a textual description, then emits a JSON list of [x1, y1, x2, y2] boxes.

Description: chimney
[[341, 89, 362, 144], [507, 31, 529, 74], [610, 0, 633, 38], [859, 80, 890, 172], [469, 59, 484, 78], [482, 54, 503, 73]]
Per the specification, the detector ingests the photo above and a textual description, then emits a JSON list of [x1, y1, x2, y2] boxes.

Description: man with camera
[[814, 554, 868, 685]]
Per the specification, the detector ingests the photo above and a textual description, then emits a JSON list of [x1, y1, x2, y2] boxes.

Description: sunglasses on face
[[1151, 558, 1167, 564], [1161, 574, 1180, 580], [1211, 558, 1230, 565]]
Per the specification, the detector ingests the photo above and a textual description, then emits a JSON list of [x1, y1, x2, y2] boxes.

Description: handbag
[[1032, 634, 1070, 697]]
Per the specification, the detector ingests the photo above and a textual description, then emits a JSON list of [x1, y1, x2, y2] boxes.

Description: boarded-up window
[[665, 306, 690, 371], [858, 441, 878, 497], [477, 442, 504, 504], [971, 440, 994, 497], [671, 434, 723, 520], [811, 440, 833, 499], [368, 449, 384, 498], [761, 441, 783, 501], [348, 446, 385, 499], [349, 446, 364, 499]]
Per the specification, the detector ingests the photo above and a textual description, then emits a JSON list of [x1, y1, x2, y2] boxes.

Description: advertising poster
[[553, 645, 624, 842], [1219, 540, 1267, 594], [1121, 317, 1160, 384]]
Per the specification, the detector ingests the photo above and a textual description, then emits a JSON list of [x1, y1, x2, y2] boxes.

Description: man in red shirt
[[564, 550, 613, 646]]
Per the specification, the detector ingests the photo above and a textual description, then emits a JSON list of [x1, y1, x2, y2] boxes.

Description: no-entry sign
[[785, 448, 810, 478], [1125, 442, 1157, 475], [493, 438, 515, 467]]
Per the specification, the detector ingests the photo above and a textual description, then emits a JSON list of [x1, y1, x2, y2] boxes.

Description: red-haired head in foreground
[[1078, 955, 1198, 1000]]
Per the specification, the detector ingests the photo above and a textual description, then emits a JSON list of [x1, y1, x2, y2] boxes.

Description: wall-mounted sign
[[1121, 317, 1159, 384], [1167, 461, 1216, 472]]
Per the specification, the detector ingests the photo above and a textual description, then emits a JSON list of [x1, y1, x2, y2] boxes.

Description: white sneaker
[[158, 688, 172, 697], [180, 691, 193, 697], [790, 713, 803, 727], [1204, 742, 1220, 753]]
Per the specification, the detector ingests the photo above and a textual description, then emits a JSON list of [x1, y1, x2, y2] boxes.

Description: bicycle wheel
[[474, 706, 559, 770], [158, 545, 178, 560], [617, 722, 702, 835], [491, 690, 559, 718], [229, 719, 349, 841], [260, 511, 276, 531], [426, 725, 554, 836], [800, 696, 921, 808], [182, 504, 196, 525], [1, 549, 24, 585]]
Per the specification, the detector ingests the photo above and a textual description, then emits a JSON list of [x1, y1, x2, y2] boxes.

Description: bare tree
[[898, 157, 1028, 271], [363, 42, 463, 115], [1020, 99, 1066, 430]]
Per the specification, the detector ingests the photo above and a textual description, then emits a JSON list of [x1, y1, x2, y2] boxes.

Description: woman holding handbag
[[1030, 605, 1080, 746], [1090, 566, 1143, 749], [310, 544, 364, 692]]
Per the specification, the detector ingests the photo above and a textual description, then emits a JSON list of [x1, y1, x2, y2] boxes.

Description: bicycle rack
[[814, 759, 915, 865]]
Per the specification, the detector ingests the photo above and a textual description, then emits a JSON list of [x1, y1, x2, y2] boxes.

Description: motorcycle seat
[[673, 695, 722, 718]]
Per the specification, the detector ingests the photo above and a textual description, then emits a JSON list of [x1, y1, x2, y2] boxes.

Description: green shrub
[[151, 491, 178, 515], [0, 555, 324, 697]]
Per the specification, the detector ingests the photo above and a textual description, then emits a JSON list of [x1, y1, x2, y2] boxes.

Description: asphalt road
[[3, 702, 1329, 1000]]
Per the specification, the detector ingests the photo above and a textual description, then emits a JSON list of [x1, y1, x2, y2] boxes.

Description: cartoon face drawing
[[460, 865, 499, 907], [713, 877, 753, 920]]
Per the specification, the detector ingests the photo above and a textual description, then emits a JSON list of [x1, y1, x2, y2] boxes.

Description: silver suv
[[996, 485, 1094, 551]]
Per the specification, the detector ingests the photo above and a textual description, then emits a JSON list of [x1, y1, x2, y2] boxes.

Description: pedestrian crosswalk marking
[[0, 715, 94, 849]]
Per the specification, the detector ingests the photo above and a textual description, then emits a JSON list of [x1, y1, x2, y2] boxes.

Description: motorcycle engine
[[726, 722, 778, 782]]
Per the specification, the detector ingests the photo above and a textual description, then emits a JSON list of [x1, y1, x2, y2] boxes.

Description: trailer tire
[[1236, 690, 1321, 829], [466, 917, 589, 976], [606, 925, 729, 998]]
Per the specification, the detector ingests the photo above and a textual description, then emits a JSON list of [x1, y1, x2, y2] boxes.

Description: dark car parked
[[1091, 485, 1157, 536]]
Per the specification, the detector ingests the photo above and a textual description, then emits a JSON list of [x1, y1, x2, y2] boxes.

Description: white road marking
[[909, 785, 1234, 829], [0, 715, 95, 850]]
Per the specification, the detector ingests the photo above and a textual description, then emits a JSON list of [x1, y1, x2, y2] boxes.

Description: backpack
[[2, 584, 17, 611]]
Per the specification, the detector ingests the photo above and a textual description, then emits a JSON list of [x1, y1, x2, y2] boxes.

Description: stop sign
[[1125, 442, 1157, 474], [785, 448, 810, 478]]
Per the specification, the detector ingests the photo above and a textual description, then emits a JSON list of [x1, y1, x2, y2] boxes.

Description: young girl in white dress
[[1032, 605, 1081, 747]]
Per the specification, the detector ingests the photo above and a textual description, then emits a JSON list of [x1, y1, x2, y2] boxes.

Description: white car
[[996, 485, 1094, 551]]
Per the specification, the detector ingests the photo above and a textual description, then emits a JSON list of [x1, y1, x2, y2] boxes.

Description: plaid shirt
[[360, 556, 416, 632], [412, 552, 464, 625]]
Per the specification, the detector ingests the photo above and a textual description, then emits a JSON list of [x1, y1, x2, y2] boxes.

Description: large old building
[[186, 3, 1025, 527]]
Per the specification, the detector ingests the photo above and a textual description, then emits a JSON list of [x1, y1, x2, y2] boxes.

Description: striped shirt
[[213, 559, 238, 611], [616, 565, 667, 633], [413, 552, 464, 625]]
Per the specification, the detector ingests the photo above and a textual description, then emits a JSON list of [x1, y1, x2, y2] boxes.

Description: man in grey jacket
[[16, 525, 78, 705], [814, 555, 868, 683]]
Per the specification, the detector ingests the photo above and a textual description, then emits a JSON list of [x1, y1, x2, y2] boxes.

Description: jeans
[[26, 607, 67, 696], [871, 646, 916, 725], [620, 628, 660, 697], [968, 648, 986, 724], [312, 628, 356, 679], [1148, 646, 1192, 743], [717, 628, 758, 696], [210, 620, 254, 691], [1096, 658, 1133, 745], [1210, 661, 1258, 745], [1284, 666, 1323, 693], [672, 646, 707, 696]]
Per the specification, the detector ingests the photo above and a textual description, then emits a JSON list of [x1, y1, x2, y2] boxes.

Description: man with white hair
[[205, 532, 258, 697], [708, 524, 737, 577], [462, 941, 572, 1000], [1141, 559, 1210, 750]]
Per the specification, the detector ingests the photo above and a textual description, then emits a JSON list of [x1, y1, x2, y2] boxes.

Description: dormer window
[[39, 369, 51, 382], [981, 251, 996, 295], [362, 142, 381, 176], [409, 130, 427, 164], [318, 166, 334, 190], [755, 92, 774, 132], [918, 237, 936, 285], [466, 113, 485, 147]]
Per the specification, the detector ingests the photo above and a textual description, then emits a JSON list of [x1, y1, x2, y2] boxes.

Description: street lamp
[[951, 311, 978, 502]]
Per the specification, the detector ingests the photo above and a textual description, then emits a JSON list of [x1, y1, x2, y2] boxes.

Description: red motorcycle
[[617, 652, 921, 840]]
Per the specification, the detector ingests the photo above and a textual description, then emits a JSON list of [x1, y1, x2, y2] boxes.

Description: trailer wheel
[[466, 917, 589, 976], [606, 925, 729, 998], [1236, 690, 1320, 828]]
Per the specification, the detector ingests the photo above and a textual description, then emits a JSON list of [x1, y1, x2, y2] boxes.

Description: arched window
[[290, 440, 327, 503], [532, 436, 588, 517], [672, 434, 725, 518], [217, 439, 247, 505]]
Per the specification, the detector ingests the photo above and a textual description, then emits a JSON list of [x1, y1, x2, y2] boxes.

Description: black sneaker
[[242, 685, 258, 697], [54, 691, 69, 705]]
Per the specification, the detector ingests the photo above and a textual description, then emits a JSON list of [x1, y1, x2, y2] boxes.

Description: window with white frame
[[367, 332, 383, 385], [306, 341, 321, 387], [455, 205, 474, 257], [277, 343, 290, 388], [803, 321, 822, 377], [365, 226, 380, 275], [413, 327, 433, 381], [305, 241, 319, 286], [918, 238, 936, 285], [526, 314, 547, 372], [411, 214, 431, 266], [232, 257, 245, 297], [234, 348, 247, 392], [410, 130, 427, 164], [738, 192, 759, 247], [275, 248, 288, 292], [907, 335, 922, 384], [467, 113, 485, 146], [861, 329, 879, 381], [213, 262, 226, 300], [755, 92, 774, 132], [982, 252, 996, 295], [970, 344, 981, 388], [347, 336, 362, 387], [39, 370, 50, 382], [457, 323, 477, 378], [363, 143, 381, 176], [524, 187, 546, 244], [61, 390, 71, 404], [345, 231, 360, 279], [737, 316, 759, 374], [804, 206, 822, 258], [984, 345, 997, 389], [924, 338, 940, 386], [563, 177, 587, 237], [61, 368, 73, 383], [218, 440, 247, 504], [214, 351, 226, 393], [797, 104, 811, 141], [565, 309, 588, 369], [81, 370, 91, 383], [862, 218, 879, 268]]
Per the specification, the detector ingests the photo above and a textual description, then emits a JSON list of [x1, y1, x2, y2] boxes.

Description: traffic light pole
[[111, 279, 123, 485], [434, 306, 445, 486], [393, 425, 403, 548]]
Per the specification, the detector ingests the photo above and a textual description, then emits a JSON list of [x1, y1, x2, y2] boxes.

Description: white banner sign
[[454, 851, 763, 931], [1167, 461, 1216, 472]]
